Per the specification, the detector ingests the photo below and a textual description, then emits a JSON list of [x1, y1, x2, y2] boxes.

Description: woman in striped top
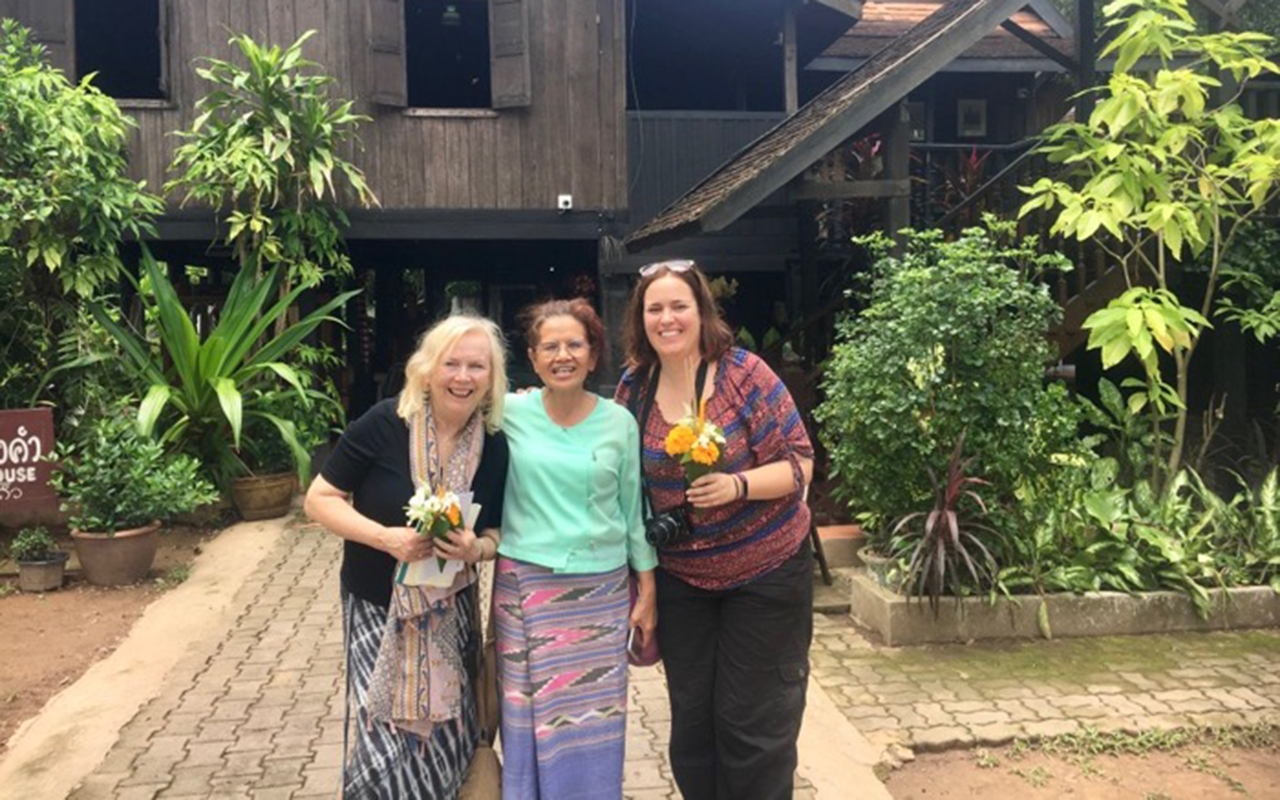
[[615, 260, 815, 800]]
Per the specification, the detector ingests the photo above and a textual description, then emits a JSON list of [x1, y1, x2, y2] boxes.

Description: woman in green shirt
[[495, 298, 657, 799]]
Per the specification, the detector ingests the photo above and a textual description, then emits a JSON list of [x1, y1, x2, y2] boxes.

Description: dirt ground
[[886, 740, 1280, 799], [0, 526, 214, 753]]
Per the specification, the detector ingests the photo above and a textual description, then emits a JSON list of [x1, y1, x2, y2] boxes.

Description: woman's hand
[[629, 570, 657, 650], [379, 526, 434, 563], [437, 527, 483, 564], [686, 472, 740, 509]]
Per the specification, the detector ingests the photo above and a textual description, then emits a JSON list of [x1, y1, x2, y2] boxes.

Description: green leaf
[[138, 384, 172, 436], [214, 378, 244, 447], [1037, 601, 1052, 640]]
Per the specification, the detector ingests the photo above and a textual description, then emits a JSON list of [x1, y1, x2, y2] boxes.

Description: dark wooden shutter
[[368, 0, 407, 107], [19, 0, 73, 76], [489, 0, 530, 109]]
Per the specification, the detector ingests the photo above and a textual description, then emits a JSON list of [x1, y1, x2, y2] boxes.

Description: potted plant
[[815, 221, 1079, 578], [856, 532, 900, 590], [445, 280, 483, 313], [231, 387, 337, 520], [49, 411, 218, 586], [9, 526, 68, 592]]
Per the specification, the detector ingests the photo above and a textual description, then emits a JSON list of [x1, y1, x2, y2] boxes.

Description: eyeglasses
[[535, 339, 589, 357], [638, 259, 695, 278]]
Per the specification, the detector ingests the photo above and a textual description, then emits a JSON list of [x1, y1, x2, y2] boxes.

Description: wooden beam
[[884, 103, 912, 239], [784, 7, 799, 114], [1194, 0, 1246, 27], [1000, 19, 1080, 72], [1027, 0, 1074, 39], [791, 178, 912, 201], [809, 0, 863, 17], [1077, 0, 1098, 124]]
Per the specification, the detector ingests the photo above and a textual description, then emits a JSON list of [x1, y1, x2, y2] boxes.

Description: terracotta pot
[[71, 522, 161, 586], [231, 472, 295, 521], [17, 552, 69, 592]]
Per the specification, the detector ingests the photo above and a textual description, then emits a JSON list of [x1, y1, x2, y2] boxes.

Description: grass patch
[[154, 565, 191, 589], [1003, 724, 1278, 796]]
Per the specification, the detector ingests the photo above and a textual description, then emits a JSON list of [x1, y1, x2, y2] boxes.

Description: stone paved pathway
[[62, 520, 1280, 799], [71, 523, 346, 800], [810, 608, 1280, 755], [65, 522, 816, 799]]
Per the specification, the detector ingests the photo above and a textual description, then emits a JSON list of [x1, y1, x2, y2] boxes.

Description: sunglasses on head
[[638, 259, 695, 278]]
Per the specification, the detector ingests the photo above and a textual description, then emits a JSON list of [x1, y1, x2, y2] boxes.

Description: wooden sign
[[0, 408, 59, 522]]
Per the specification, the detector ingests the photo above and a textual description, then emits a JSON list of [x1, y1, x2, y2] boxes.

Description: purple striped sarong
[[495, 557, 629, 800]]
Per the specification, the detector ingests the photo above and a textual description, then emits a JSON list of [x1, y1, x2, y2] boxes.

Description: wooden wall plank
[[424, 118, 448, 206], [495, 115, 523, 209], [469, 119, 498, 207], [295, 0, 327, 65], [566, 0, 598, 207], [267, 0, 295, 46], [444, 123, 472, 208]]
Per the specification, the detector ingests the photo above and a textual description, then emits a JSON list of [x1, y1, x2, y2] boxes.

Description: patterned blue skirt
[[342, 588, 479, 799], [495, 558, 630, 800]]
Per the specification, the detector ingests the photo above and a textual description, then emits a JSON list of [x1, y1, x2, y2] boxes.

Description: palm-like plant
[[889, 431, 1001, 614], [90, 249, 359, 489]]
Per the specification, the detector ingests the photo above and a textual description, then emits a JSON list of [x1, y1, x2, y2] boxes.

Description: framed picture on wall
[[957, 99, 987, 137]]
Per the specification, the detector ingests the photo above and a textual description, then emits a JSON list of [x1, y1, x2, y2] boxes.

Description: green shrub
[[49, 410, 219, 533], [815, 220, 1079, 537], [9, 526, 59, 562]]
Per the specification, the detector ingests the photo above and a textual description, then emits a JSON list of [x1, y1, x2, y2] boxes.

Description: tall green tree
[[1020, 0, 1280, 488], [0, 20, 161, 408], [166, 31, 376, 287]]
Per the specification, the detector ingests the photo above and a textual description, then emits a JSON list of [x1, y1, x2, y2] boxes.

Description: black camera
[[644, 505, 692, 548]]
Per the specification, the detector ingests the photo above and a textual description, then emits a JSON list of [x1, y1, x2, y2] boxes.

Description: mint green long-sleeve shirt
[[498, 390, 657, 574]]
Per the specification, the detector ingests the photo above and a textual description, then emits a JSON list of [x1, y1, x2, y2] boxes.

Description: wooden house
[[0, 0, 865, 402], [4, 0, 1272, 407]]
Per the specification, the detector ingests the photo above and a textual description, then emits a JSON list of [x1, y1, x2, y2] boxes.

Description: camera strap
[[631, 359, 708, 519]]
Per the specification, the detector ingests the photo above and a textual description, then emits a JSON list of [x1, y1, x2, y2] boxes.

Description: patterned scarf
[[366, 401, 484, 739]]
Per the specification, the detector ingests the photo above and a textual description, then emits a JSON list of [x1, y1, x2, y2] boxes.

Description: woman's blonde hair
[[396, 314, 508, 431]]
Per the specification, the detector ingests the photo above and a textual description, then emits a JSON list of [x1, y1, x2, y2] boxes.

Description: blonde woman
[[305, 315, 510, 799]]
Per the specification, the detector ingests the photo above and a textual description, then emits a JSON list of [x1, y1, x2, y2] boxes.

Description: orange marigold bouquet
[[664, 399, 727, 482], [405, 485, 463, 569]]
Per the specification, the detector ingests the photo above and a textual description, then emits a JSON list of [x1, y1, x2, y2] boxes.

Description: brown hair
[[622, 261, 734, 371], [519, 297, 608, 375]]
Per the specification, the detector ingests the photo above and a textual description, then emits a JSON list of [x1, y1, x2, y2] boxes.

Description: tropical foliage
[[166, 30, 375, 285], [1020, 0, 1280, 486], [888, 432, 1001, 612], [91, 250, 359, 489], [0, 20, 161, 409], [9, 526, 59, 562], [815, 219, 1078, 536], [49, 408, 218, 534]]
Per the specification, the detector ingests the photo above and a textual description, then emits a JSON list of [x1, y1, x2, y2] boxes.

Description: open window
[[74, 0, 168, 99], [4, 0, 168, 99], [368, 0, 530, 110]]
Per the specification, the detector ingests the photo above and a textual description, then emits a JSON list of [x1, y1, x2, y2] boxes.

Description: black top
[[321, 398, 509, 608]]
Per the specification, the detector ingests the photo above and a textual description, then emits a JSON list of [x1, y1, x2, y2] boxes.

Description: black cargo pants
[[655, 539, 814, 800]]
